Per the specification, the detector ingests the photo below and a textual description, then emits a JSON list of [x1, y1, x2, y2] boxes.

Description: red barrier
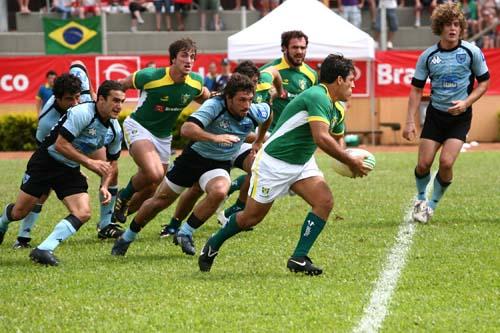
[[1, 50, 498, 103]]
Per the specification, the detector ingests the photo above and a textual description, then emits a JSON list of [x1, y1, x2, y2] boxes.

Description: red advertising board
[[0, 50, 499, 103]]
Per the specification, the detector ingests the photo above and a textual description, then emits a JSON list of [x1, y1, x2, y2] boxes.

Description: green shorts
[[199, 0, 220, 11]]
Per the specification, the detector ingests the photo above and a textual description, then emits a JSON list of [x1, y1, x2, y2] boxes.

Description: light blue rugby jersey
[[69, 63, 93, 103], [188, 96, 270, 161], [43, 102, 122, 168], [36, 65, 93, 143], [412, 40, 489, 112]]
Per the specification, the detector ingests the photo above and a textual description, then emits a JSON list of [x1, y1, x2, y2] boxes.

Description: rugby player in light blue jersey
[[403, 3, 489, 224], [0, 80, 125, 266], [2, 73, 82, 250], [111, 73, 271, 257]]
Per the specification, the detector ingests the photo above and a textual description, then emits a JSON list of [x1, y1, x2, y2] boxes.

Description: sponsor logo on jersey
[[160, 96, 169, 102], [88, 128, 97, 136], [456, 53, 466, 64], [431, 55, 442, 65], [442, 75, 458, 89], [154, 104, 165, 112]]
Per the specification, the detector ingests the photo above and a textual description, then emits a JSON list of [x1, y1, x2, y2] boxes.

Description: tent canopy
[[228, 0, 375, 61]]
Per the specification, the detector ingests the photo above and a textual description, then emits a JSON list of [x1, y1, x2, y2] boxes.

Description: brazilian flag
[[43, 16, 102, 54]]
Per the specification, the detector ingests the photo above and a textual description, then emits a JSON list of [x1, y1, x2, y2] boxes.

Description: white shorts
[[122, 116, 172, 164], [248, 151, 323, 204]]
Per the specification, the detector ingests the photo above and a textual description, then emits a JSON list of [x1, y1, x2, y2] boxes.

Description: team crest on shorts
[[260, 186, 270, 197], [22, 173, 30, 184], [456, 53, 466, 64]]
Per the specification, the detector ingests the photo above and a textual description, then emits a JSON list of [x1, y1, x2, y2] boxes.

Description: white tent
[[228, 0, 375, 61], [228, 0, 377, 144]]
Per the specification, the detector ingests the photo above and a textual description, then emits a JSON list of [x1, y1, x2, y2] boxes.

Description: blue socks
[[429, 173, 451, 210], [415, 168, 431, 201], [178, 222, 195, 237], [99, 186, 118, 230], [122, 219, 143, 242], [37, 217, 80, 251], [18, 204, 42, 239]]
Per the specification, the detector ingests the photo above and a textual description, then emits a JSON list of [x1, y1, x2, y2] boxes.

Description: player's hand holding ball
[[332, 148, 376, 178]]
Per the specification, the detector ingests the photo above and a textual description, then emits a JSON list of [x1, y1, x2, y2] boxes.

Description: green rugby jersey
[[260, 57, 318, 131], [254, 71, 273, 104], [130, 67, 203, 138], [264, 84, 345, 165]]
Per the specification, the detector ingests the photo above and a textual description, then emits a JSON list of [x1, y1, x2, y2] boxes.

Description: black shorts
[[232, 148, 251, 170], [420, 104, 472, 143], [166, 146, 231, 188], [20, 149, 88, 200]]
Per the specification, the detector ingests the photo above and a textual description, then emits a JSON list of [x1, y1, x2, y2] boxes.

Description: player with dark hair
[[198, 54, 369, 275], [0, 73, 81, 249], [0, 80, 126, 266], [261, 30, 317, 132], [403, 3, 489, 223], [111, 73, 272, 257], [112, 38, 210, 226]]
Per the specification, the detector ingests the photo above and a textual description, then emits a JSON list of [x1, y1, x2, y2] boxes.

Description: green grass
[[0, 151, 498, 332]]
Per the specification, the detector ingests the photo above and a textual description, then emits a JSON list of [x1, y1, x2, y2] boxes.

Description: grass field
[[0, 150, 498, 332]]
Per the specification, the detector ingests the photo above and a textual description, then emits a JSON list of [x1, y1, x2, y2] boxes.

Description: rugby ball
[[331, 148, 376, 178]]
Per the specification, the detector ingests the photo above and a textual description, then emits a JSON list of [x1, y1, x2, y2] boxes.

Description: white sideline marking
[[353, 204, 417, 333]]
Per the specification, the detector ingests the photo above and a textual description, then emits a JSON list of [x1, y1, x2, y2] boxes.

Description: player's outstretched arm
[[403, 86, 423, 141], [55, 135, 111, 177], [310, 121, 368, 177]]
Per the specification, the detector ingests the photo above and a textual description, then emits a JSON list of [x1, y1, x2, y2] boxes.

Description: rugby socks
[[179, 213, 203, 237], [37, 215, 82, 251], [228, 175, 246, 196], [207, 213, 243, 250], [122, 219, 142, 242], [415, 168, 431, 201], [99, 186, 118, 230], [0, 203, 15, 233], [120, 179, 137, 201], [429, 172, 451, 210], [17, 203, 42, 239], [292, 212, 326, 258], [223, 198, 246, 220], [167, 217, 182, 230]]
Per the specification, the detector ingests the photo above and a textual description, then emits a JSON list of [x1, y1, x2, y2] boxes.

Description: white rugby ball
[[331, 148, 376, 178]]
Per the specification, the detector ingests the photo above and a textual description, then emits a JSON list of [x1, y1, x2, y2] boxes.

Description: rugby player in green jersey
[[261, 30, 318, 132], [198, 54, 370, 275], [112, 38, 210, 224]]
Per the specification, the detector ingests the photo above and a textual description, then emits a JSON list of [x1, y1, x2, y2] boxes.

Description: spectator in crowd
[[104, 0, 129, 13], [129, 0, 147, 32], [199, 0, 221, 31], [36, 70, 57, 114], [204, 61, 219, 91], [234, 0, 255, 10], [480, 7, 496, 47], [78, 0, 101, 18], [260, 0, 280, 16], [17, 0, 31, 14], [463, 0, 480, 36], [366, 0, 377, 29], [174, 0, 192, 31], [213, 58, 231, 91], [338, 0, 364, 28], [154, 0, 173, 31], [414, 0, 433, 27], [375, 0, 403, 49], [52, 0, 77, 19]]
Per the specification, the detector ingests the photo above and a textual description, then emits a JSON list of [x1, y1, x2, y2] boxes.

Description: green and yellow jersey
[[264, 84, 345, 165], [130, 67, 203, 138], [260, 57, 318, 131]]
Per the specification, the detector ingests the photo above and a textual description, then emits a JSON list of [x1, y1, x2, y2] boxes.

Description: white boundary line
[[353, 202, 418, 333]]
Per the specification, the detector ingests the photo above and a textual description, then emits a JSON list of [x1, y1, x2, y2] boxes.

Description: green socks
[[292, 212, 326, 258]]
